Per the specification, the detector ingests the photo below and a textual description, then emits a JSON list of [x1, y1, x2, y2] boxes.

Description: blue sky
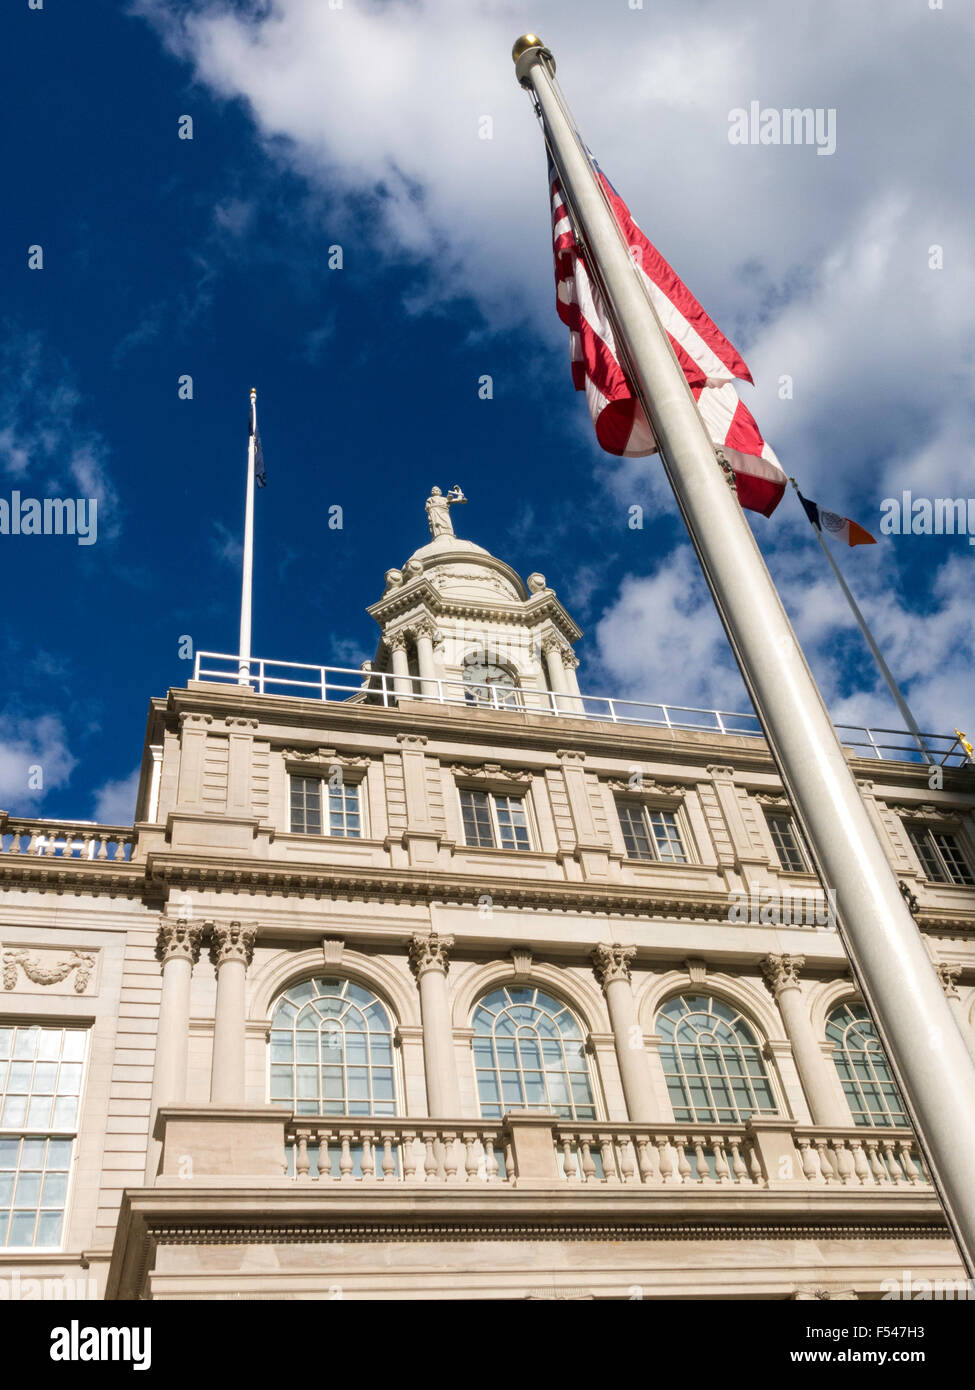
[[2, 0, 974, 823]]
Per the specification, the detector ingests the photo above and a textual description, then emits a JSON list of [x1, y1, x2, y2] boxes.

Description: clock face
[[463, 657, 518, 704]]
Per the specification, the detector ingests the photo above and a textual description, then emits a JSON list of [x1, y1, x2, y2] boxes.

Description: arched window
[[472, 986, 595, 1119], [826, 1001, 907, 1127], [269, 978, 396, 1116], [656, 994, 778, 1123]]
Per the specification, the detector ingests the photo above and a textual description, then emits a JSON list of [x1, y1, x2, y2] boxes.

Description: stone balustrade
[[793, 1126, 927, 1187], [285, 1118, 508, 1184], [0, 816, 134, 862]]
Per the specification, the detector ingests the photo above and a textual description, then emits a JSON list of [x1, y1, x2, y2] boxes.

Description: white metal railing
[[191, 651, 972, 767]]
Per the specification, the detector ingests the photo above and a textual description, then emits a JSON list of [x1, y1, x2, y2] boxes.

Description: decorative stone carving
[[760, 953, 805, 997], [425, 484, 466, 539], [282, 746, 370, 768], [556, 749, 586, 763], [407, 931, 453, 979], [384, 568, 403, 590], [209, 921, 257, 969], [752, 790, 789, 807], [155, 919, 204, 966], [413, 618, 438, 641], [510, 947, 533, 979], [451, 762, 532, 783], [322, 938, 344, 968], [706, 765, 736, 778], [605, 777, 684, 797], [591, 942, 636, 988], [684, 957, 708, 985], [178, 712, 212, 728], [223, 717, 258, 730], [396, 733, 428, 747], [2, 947, 96, 994], [526, 572, 547, 593], [935, 962, 962, 999], [386, 631, 410, 653], [898, 880, 920, 917]]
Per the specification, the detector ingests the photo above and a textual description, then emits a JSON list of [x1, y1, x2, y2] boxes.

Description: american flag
[[549, 157, 786, 517]]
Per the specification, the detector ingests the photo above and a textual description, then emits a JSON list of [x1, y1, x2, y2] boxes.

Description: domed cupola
[[365, 486, 583, 707]]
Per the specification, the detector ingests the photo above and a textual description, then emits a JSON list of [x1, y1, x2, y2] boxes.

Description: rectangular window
[[459, 788, 530, 850], [616, 801, 687, 863], [290, 774, 363, 838], [766, 812, 811, 873], [907, 825, 974, 885], [0, 1024, 87, 1249]]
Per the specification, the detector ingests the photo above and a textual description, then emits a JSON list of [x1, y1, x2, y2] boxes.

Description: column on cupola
[[209, 922, 257, 1104], [387, 631, 413, 699], [592, 943, 656, 1121], [935, 962, 975, 1065], [413, 620, 439, 700], [542, 636, 570, 708], [562, 648, 582, 699], [145, 917, 203, 1177], [408, 932, 462, 1116], [760, 954, 848, 1126]]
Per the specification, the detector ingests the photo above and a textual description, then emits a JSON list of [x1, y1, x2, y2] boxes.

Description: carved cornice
[[760, 953, 805, 996], [752, 791, 789, 808], [396, 733, 428, 747], [209, 921, 257, 969], [2, 947, 96, 993], [282, 747, 371, 769], [407, 931, 453, 979], [605, 778, 685, 797], [156, 918, 205, 966], [591, 942, 636, 989]]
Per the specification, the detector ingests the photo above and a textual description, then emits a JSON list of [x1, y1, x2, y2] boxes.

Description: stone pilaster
[[408, 932, 461, 1116], [146, 918, 204, 1178], [209, 922, 257, 1105], [760, 954, 849, 1127], [591, 943, 655, 1122]]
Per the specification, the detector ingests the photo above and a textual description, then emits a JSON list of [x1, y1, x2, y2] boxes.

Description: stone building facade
[[1, 499, 974, 1299]]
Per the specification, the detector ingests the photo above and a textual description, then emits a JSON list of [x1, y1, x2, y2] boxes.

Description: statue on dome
[[425, 484, 467, 538]]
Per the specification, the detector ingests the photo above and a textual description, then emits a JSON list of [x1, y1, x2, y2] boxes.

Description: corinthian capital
[[935, 962, 962, 999], [408, 931, 453, 980], [209, 921, 257, 969], [591, 942, 636, 989], [156, 918, 204, 966], [760, 953, 805, 997]]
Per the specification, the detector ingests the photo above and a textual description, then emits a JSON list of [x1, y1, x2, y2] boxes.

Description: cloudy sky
[[2, 0, 973, 820]]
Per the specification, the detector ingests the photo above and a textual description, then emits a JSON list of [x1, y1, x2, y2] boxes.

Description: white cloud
[[91, 767, 141, 826], [0, 714, 77, 813]]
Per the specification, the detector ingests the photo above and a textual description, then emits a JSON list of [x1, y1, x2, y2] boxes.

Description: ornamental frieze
[[2, 946, 97, 994]]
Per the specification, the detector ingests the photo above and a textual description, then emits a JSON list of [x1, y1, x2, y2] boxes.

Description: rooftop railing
[[191, 650, 972, 768]]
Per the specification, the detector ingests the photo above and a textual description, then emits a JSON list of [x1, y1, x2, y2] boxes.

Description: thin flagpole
[[790, 479, 932, 764], [238, 387, 257, 687], [513, 35, 975, 1276]]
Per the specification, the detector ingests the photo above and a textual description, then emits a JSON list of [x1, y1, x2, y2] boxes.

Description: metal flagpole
[[512, 35, 975, 1274], [238, 386, 257, 687], [789, 479, 933, 764]]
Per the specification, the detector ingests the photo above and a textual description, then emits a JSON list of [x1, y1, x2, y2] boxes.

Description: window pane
[[616, 801, 654, 859], [472, 988, 595, 1119], [655, 995, 776, 1123], [460, 789, 496, 848], [767, 813, 808, 872]]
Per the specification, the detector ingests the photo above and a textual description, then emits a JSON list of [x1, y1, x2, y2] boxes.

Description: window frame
[[614, 797, 689, 865], [471, 985, 598, 1121], [0, 1021, 89, 1251], [655, 993, 780, 1125], [457, 784, 534, 852], [905, 821, 974, 886], [288, 770, 368, 839], [825, 1000, 908, 1128], [765, 810, 813, 873]]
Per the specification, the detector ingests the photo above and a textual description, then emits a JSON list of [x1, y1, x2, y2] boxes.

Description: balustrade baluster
[[579, 1135, 597, 1183], [560, 1134, 578, 1181], [674, 1137, 692, 1182], [654, 1136, 676, 1183], [747, 1142, 763, 1184], [381, 1135, 396, 1180], [713, 1139, 730, 1184], [728, 1137, 750, 1183], [295, 1132, 310, 1179], [423, 1133, 438, 1182], [316, 1130, 332, 1180], [691, 1138, 710, 1183], [898, 1141, 921, 1185], [849, 1139, 871, 1184], [360, 1133, 375, 1181], [617, 1135, 637, 1184], [881, 1138, 904, 1184], [635, 1135, 656, 1184], [96, 834, 109, 861], [401, 1131, 419, 1182], [865, 1138, 887, 1185], [30, 832, 44, 856], [338, 1132, 354, 1181], [814, 1138, 835, 1182], [483, 1135, 500, 1182], [796, 1138, 818, 1181], [443, 1131, 460, 1182], [597, 1134, 619, 1183], [462, 1132, 479, 1182]]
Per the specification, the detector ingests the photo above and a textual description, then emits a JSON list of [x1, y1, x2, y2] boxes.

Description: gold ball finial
[[512, 33, 544, 63]]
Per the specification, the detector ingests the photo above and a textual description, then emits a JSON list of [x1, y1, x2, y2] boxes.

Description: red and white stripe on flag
[[550, 162, 787, 518]]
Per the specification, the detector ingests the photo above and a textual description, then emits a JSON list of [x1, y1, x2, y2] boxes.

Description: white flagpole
[[513, 35, 975, 1274], [238, 386, 257, 687], [790, 479, 932, 763]]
